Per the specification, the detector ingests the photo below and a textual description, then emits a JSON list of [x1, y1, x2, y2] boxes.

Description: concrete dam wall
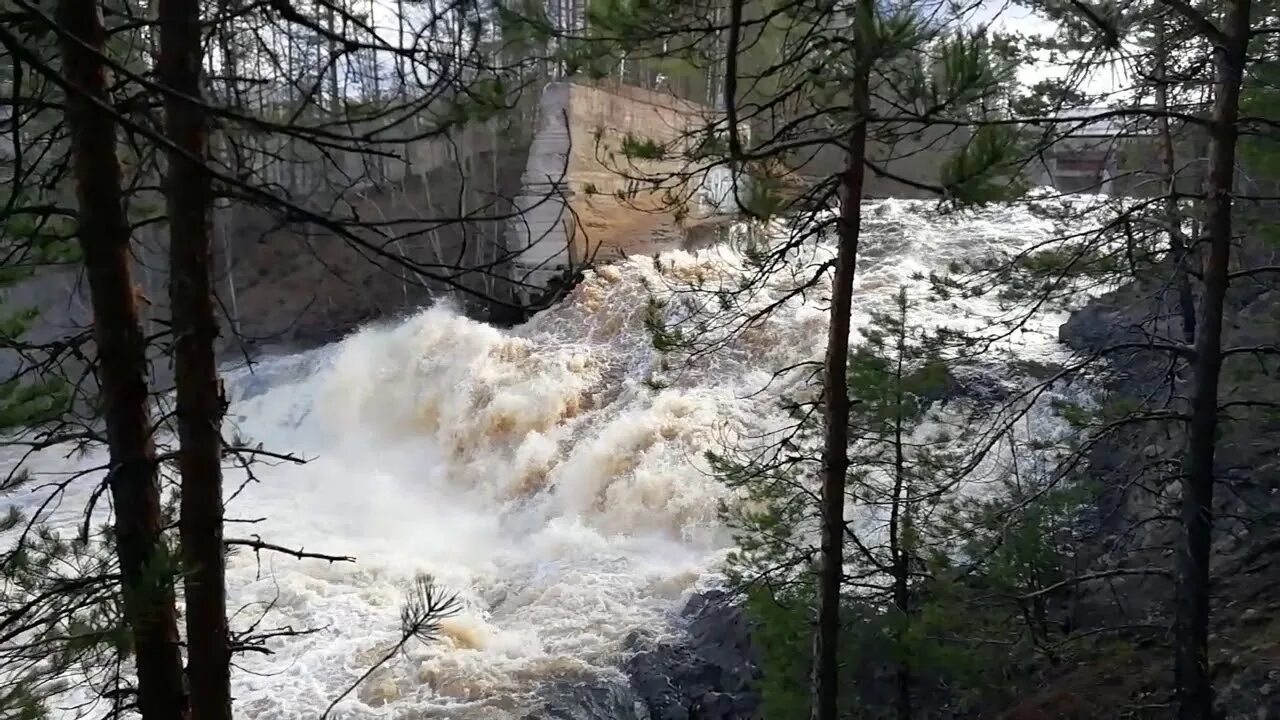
[[1, 81, 731, 385], [505, 81, 731, 299]]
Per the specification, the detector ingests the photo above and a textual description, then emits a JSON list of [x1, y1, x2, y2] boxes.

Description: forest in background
[[0, 0, 1278, 718]]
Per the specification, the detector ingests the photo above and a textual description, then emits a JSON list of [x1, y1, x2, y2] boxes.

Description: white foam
[[3, 199, 1105, 718]]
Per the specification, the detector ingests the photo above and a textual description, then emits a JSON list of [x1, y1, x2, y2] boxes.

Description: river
[[3, 198, 1099, 718]]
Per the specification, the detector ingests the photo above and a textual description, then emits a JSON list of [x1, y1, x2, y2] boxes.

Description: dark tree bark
[[889, 295, 911, 720], [1154, 20, 1196, 345], [158, 0, 231, 714], [55, 0, 189, 717], [1172, 1, 1251, 718], [811, 1, 874, 718]]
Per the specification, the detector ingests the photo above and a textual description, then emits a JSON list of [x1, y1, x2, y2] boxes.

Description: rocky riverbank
[[531, 591, 760, 720], [1041, 269, 1280, 718]]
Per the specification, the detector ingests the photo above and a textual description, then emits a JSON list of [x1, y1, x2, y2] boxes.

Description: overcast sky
[[975, 0, 1131, 99]]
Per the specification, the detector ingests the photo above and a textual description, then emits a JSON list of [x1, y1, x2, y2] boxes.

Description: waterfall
[[3, 199, 1101, 718]]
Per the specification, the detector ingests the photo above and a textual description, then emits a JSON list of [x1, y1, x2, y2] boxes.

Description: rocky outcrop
[[623, 591, 760, 720], [534, 678, 648, 720], [530, 591, 761, 720], [1048, 265, 1280, 719]]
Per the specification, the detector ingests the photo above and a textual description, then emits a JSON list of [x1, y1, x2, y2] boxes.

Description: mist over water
[[5, 199, 1102, 718]]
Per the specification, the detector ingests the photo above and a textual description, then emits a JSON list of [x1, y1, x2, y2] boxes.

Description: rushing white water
[[3, 198, 1103, 719]]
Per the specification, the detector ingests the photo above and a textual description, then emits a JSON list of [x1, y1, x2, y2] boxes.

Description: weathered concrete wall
[[792, 123, 1211, 199], [505, 83, 576, 296], [210, 144, 528, 351], [505, 81, 728, 297], [6, 80, 732, 379], [1, 105, 534, 391], [565, 82, 714, 197], [169, 117, 532, 355], [1025, 123, 1204, 196]]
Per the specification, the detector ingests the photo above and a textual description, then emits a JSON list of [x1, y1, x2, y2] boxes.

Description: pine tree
[[1172, 4, 1253, 715], [720, 287, 981, 718], [55, 0, 189, 713], [158, 0, 231, 713], [601, 3, 1027, 717]]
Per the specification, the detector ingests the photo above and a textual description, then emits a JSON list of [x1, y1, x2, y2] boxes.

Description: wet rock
[[622, 590, 761, 720], [1058, 293, 1154, 356], [531, 675, 645, 720], [532, 591, 759, 720], [1052, 264, 1280, 720], [1216, 663, 1280, 720]]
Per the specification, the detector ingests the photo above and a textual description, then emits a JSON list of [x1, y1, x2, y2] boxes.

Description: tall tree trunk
[[215, 12, 242, 337], [326, 1, 341, 113], [396, 0, 407, 97], [1173, 2, 1250, 718], [811, 1, 873, 718], [889, 290, 911, 720], [1154, 20, 1197, 344], [55, 0, 189, 718], [159, 0, 231, 714]]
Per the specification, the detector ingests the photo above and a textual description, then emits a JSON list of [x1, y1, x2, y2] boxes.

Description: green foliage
[[746, 586, 814, 720], [847, 291, 950, 431], [1241, 61, 1280, 201], [585, 0, 673, 33], [741, 169, 786, 221], [559, 35, 622, 79], [686, 131, 730, 162], [1052, 397, 1094, 430], [445, 77, 509, 123], [1002, 243, 1129, 304], [642, 296, 685, 351], [0, 193, 80, 286], [1, 682, 52, 720], [1, 520, 128, 720], [720, 278, 1107, 713], [0, 307, 39, 341], [620, 134, 665, 161], [1021, 0, 1124, 51], [941, 125, 1027, 205], [1012, 78, 1090, 118], [0, 188, 79, 434], [911, 471, 1097, 711], [120, 539, 183, 631], [724, 289, 970, 713], [930, 32, 1005, 111], [874, 3, 927, 61], [0, 378, 71, 430], [496, 0, 553, 48]]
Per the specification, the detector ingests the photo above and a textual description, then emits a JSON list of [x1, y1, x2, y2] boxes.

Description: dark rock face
[[1058, 298, 1146, 353], [623, 591, 761, 720], [1052, 272, 1280, 717], [531, 677, 645, 720], [529, 591, 761, 720]]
